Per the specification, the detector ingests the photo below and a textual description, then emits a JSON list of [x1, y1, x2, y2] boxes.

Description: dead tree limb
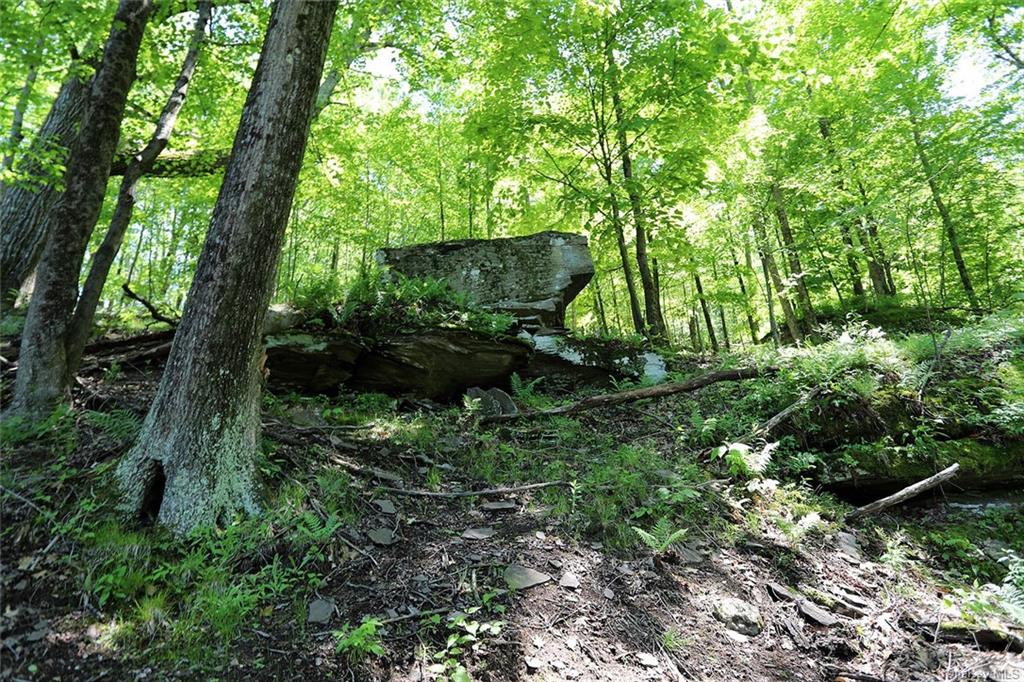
[[847, 463, 960, 520], [482, 366, 778, 424], [751, 385, 823, 439], [380, 481, 570, 498], [121, 283, 178, 326]]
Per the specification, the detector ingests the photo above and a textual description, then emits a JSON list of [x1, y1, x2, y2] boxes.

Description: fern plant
[[1001, 552, 1024, 622], [633, 517, 687, 554], [85, 409, 142, 444]]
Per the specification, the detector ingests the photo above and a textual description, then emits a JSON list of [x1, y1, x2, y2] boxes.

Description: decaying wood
[[847, 463, 959, 519], [482, 366, 778, 424]]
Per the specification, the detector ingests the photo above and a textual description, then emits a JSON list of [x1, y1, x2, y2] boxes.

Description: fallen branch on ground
[[482, 365, 778, 424], [121, 283, 179, 327], [751, 385, 823, 439], [847, 463, 960, 520], [379, 480, 570, 498]]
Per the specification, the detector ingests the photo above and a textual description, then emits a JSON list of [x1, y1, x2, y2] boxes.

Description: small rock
[[636, 652, 659, 668], [307, 598, 334, 624], [368, 528, 397, 546], [559, 572, 581, 589], [713, 596, 763, 636], [462, 527, 496, 540], [603, 587, 615, 600], [525, 656, 544, 672], [798, 599, 838, 627], [481, 500, 517, 512], [549, 558, 563, 569], [836, 531, 862, 563], [504, 565, 551, 590], [674, 545, 703, 564], [373, 499, 397, 515]]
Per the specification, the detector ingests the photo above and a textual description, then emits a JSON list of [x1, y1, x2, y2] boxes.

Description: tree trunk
[[815, 117, 865, 299], [117, 0, 338, 534], [854, 179, 894, 296], [770, 182, 816, 330], [67, 2, 211, 373], [693, 272, 718, 353], [731, 248, 758, 345], [0, 66, 90, 306], [755, 209, 801, 343], [589, 109, 644, 337], [9, 0, 154, 420], [910, 120, 980, 310], [606, 34, 666, 341]]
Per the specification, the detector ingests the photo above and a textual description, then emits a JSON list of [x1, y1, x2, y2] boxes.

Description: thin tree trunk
[[67, 3, 211, 372], [588, 83, 644, 337], [731, 248, 758, 345], [693, 272, 718, 353], [770, 182, 816, 330], [0, 66, 90, 305], [910, 120, 979, 310], [855, 177, 894, 296], [755, 209, 801, 343], [10, 0, 155, 420], [606, 31, 665, 341], [815, 117, 865, 299], [117, 0, 338, 534]]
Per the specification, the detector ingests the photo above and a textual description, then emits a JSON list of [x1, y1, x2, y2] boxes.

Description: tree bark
[[693, 272, 718, 353], [0, 66, 90, 306], [117, 0, 338, 534], [755, 209, 801, 342], [910, 120, 980, 310], [9, 0, 155, 420], [589, 91, 645, 337], [67, 3, 211, 373], [606, 32, 666, 342], [770, 182, 817, 330]]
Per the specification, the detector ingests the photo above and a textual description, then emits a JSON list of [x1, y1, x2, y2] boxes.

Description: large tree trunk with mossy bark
[[0, 65, 91, 307], [117, 0, 338, 534], [8, 0, 154, 421]]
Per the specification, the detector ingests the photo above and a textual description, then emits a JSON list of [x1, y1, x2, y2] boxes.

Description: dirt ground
[[2, 364, 1023, 682]]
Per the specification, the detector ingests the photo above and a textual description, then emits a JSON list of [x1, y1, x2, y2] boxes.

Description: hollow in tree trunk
[[117, 0, 338, 534]]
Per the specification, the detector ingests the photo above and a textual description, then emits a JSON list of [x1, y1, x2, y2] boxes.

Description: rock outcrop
[[376, 231, 594, 328], [263, 329, 531, 401]]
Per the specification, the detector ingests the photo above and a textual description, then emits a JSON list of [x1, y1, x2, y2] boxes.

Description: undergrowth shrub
[[339, 270, 515, 338]]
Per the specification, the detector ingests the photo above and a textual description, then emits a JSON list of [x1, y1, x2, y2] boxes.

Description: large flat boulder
[[375, 231, 594, 328]]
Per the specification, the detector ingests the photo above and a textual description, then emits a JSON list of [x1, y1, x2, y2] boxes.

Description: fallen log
[[846, 463, 959, 520], [481, 365, 778, 424]]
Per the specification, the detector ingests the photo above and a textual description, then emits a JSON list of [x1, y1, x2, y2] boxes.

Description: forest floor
[[2, 311, 1024, 681]]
